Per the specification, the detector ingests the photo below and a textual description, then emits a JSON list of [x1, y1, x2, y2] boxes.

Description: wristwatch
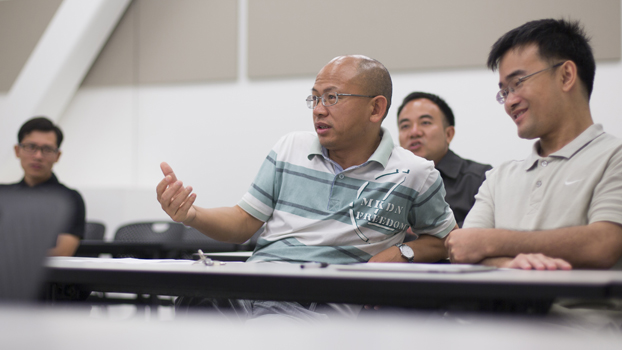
[[395, 243, 414, 263]]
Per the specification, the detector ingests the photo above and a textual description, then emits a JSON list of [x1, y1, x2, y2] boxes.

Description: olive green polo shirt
[[464, 124, 622, 231]]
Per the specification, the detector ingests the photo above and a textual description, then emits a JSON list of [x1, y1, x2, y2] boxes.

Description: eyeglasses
[[496, 62, 564, 104], [19, 143, 59, 156], [306, 92, 377, 109]]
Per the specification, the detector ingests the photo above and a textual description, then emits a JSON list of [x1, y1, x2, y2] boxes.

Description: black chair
[[114, 221, 184, 243], [84, 221, 106, 241], [113, 221, 185, 259], [75, 221, 107, 258], [89, 221, 184, 310], [180, 227, 264, 260], [180, 227, 238, 258]]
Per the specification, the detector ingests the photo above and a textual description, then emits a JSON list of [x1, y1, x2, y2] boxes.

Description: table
[[75, 241, 252, 259], [44, 257, 622, 311]]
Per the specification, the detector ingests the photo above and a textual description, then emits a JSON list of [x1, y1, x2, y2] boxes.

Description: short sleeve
[[463, 168, 496, 229]]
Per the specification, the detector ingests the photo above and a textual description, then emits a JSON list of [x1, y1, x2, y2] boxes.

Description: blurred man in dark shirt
[[0, 117, 85, 256]]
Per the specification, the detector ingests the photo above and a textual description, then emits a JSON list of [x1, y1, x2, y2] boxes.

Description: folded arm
[[446, 221, 622, 269], [369, 231, 452, 263]]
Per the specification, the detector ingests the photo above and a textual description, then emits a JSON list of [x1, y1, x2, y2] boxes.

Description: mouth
[[407, 141, 423, 151], [315, 123, 331, 133], [512, 108, 527, 122]]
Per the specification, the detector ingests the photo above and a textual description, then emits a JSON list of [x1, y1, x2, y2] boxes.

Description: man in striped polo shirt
[[157, 55, 456, 319]]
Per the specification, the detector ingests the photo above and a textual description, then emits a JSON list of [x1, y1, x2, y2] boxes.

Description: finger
[[509, 254, 537, 270], [160, 180, 184, 211], [444, 236, 450, 249], [160, 162, 177, 182], [512, 257, 535, 270], [168, 182, 192, 211], [538, 255, 561, 270], [177, 190, 196, 216], [169, 181, 188, 203], [532, 253, 569, 271], [521, 253, 546, 270], [447, 248, 454, 263], [156, 176, 173, 201], [554, 258, 572, 270]]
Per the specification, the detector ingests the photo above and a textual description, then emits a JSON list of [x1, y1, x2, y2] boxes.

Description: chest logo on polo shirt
[[347, 169, 410, 242]]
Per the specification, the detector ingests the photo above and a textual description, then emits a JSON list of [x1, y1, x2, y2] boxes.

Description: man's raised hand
[[156, 162, 197, 224]]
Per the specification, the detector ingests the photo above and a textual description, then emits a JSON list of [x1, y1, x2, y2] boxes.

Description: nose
[[504, 90, 520, 114], [313, 101, 328, 117], [408, 124, 423, 138], [32, 148, 44, 158]]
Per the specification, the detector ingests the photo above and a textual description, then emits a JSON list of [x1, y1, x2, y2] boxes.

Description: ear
[[14, 144, 19, 157], [53, 150, 62, 163], [445, 126, 455, 144], [369, 95, 388, 124], [559, 60, 578, 93]]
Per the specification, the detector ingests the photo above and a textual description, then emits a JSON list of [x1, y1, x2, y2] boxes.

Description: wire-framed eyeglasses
[[306, 92, 377, 109], [496, 62, 564, 104], [18, 143, 59, 156]]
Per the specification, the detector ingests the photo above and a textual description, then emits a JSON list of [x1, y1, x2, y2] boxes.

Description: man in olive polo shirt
[[446, 19, 622, 270]]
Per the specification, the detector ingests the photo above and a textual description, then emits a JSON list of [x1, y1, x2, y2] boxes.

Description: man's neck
[[24, 174, 52, 187], [328, 132, 383, 170], [538, 112, 593, 157]]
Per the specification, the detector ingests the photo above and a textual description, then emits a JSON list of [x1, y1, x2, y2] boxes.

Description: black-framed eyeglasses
[[496, 62, 564, 104], [306, 92, 377, 109], [19, 143, 59, 156]]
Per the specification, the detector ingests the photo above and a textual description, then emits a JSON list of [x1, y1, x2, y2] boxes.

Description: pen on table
[[300, 262, 329, 269]]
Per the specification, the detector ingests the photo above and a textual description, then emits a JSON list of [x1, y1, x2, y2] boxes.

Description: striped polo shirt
[[239, 128, 456, 264]]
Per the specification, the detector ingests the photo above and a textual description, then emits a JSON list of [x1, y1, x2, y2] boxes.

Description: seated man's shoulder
[[598, 132, 622, 151], [46, 178, 85, 208], [462, 157, 492, 173], [449, 151, 492, 175], [392, 146, 436, 170]]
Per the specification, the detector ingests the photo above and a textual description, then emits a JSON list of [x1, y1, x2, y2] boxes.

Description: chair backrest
[[114, 221, 185, 243], [182, 227, 237, 252], [84, 222, 106, 241], [0, 189, 71, 302]]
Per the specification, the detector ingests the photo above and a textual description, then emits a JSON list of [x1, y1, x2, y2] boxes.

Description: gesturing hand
[[156, 162, 197, 224]]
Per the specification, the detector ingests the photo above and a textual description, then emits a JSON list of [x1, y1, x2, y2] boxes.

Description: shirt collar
[[308, 127, 394, 169], [18, 173, 59, 188], [435, 149, 460, 179], [524, 124, 605, 171]]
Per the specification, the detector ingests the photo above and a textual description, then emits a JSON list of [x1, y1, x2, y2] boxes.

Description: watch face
[[400, 245, 414, 259]]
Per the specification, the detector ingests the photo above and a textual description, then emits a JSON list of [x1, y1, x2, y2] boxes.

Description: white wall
[[1, 6, 621, 239]]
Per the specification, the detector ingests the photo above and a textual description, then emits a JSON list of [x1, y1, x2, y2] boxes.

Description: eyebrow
[[498, 69, 527, 88], [398, 114, 433, 125]]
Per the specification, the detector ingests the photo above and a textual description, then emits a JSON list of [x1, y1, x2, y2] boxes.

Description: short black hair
[[487, 19, 595, 99], [18, 117, 64, 148], [396, 92, 455, 127]]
